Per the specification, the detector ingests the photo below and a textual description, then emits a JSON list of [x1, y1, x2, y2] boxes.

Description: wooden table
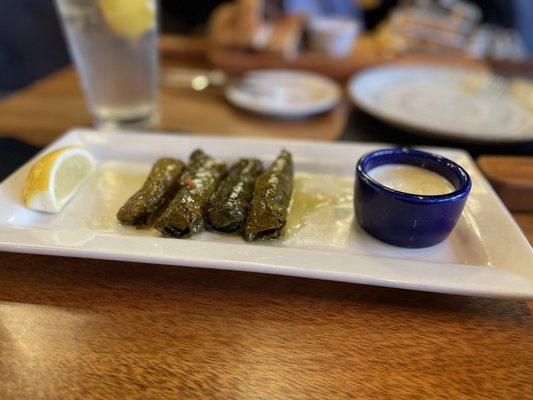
[[0, 67, 347, 147], [1, 37, 532, 400], [0, 252, 532, 400]]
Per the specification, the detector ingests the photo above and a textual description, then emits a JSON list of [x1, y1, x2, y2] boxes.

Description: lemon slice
[[99, 0, 155, 39], [23, 146, 95, 213]]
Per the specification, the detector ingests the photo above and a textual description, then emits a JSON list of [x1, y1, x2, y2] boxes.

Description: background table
[[0, 36, 532, 400], [0, 67, 348, 147]]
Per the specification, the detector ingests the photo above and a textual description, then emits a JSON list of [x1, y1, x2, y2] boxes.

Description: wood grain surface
[[0, 251, 532, 400], [0, 67, 348, 147], [478, 156, 533, 212], [514, 213, 533, 244], [158, 34, 208, 62]]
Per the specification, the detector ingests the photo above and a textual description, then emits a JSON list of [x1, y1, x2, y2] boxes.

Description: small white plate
[[1, 129, 532, 299], [348, 64, 533, 144], [225, 69, 341, 118]]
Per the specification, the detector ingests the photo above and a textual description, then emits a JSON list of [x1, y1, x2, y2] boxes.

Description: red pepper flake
[[183, 174, 196, 190]]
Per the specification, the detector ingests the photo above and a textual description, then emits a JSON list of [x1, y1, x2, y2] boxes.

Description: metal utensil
[[161, 68, 227, 91]]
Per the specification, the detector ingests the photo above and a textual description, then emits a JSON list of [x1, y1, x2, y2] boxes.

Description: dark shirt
[[0, 0, 69, 95]]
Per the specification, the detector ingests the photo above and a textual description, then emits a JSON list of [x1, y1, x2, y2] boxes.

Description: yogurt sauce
[[368, 164, 455, 195]]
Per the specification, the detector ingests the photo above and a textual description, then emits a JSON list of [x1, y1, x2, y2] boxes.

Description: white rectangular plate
[[1, 129, 532, 299]]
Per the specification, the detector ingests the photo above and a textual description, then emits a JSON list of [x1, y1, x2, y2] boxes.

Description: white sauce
[[368, 164, 455, 195]]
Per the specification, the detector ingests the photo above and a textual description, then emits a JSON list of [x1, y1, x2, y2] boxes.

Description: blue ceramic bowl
[[355, 148, 472, 248]]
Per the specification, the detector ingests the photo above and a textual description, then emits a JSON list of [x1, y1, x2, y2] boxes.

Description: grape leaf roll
[[155, 150, 227, 238], [117, 158, 184, 226], [207, 158, 263, 232], [244, 150, 293, 241]]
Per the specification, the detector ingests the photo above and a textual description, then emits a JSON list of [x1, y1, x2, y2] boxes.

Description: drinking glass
[[55, 0, 159, 130]]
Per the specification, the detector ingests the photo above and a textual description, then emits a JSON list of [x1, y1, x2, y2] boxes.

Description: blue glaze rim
[[356, 148, 472, 204]]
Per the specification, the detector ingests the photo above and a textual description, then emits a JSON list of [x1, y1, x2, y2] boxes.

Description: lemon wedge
[[99, 0, 155, 39], [23, 146, 95, 213]]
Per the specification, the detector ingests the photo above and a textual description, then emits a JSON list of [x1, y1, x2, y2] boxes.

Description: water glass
[[55, 0, 159, 130]]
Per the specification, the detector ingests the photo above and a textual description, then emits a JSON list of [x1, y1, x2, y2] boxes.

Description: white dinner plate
[[1, 129, 532, 299], [348, 64, 533, 144], [225, 69, 341, 118]]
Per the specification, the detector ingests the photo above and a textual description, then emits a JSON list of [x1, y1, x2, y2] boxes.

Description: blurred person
[[0, 0, 68, 95], [361, 0, 398, 29], [513, 0, 533, 54], [160, 0, 228, 33], [284, 0, 362, 18], [469, 0, 514, 27]]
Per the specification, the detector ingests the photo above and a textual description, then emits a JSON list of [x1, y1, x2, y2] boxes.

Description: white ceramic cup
[[309, 17, 361, 58]]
